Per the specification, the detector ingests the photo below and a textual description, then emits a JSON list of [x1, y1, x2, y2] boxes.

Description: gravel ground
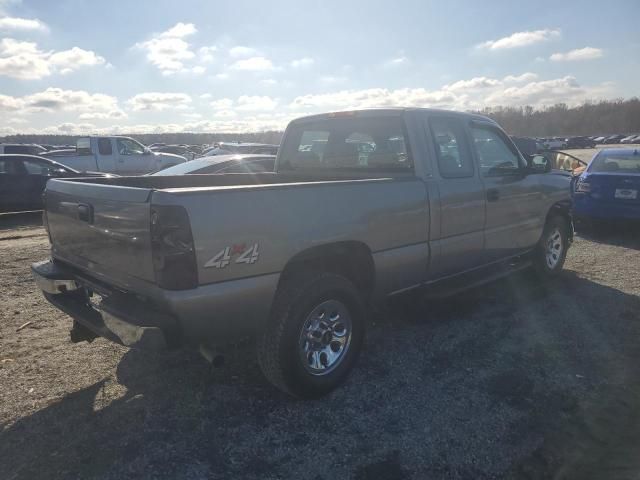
[[1, 215, 640, 480]]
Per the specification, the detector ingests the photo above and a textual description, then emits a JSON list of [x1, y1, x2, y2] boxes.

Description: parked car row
[[591, 134, 640, 145]]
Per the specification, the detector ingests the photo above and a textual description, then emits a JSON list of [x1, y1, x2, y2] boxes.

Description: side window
[[470, 127, 522, 176], [4, 145, 28, 154], [117, 138, 145, 155], [98, 138, 113, 155], [22, 159, 53, 175], [429, 117, 474, 178]]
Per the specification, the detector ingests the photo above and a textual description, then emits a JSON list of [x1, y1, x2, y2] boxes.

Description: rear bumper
[[573, 195, 640, 220], [32, 258, 280, 350], [32, 259, 173, 351]]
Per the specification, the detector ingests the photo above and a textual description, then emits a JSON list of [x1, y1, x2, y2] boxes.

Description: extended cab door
[[93, 137, 117, 173], [468, 122, 544, 262], [115, 137, 151, 175], [425, 115, 487, 278]]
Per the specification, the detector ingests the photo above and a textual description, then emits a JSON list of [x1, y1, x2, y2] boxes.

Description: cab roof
[[290, 107, 497, 125]]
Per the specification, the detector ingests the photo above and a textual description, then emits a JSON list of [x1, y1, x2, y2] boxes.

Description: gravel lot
[[1, 213, 640, 479]]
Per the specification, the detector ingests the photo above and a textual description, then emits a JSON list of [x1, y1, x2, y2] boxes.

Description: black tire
[[257, 271, 365, 399], [533, 215, 569, 278]]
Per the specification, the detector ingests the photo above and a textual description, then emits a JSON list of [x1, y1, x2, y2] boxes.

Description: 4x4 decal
[[205, 243, 259, 268]]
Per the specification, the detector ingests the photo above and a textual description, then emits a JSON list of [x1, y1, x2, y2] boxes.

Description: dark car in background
[[620, 134, 640, 144], [0, 143, 47, 155], [565, 136, 596, 149], [573, 148, 640, 223], [151, 144, 195, 161], [603, 134, 627, 144], [510, 136, 539, 157], [0, 154, 110, 213], [151, 154, 276, 176]]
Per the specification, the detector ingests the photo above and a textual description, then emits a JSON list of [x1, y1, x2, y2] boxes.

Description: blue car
[[573, 148, 640, 221]]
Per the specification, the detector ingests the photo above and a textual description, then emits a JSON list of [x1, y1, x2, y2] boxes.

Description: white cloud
[[503, 72, 538, 83], [199, 93, 212, 99], [0, 88, 125, 122], [22, 88, 122, 114], [181, 112, 202, 119], [290, 57, 314, 68], [199, 45, 217, 62], [160, 22, 197, 38], [136, 22, 197, 75], [214, 109, 237, 118], [229, 46, 258, 58], [78, 111, 127, 120], [236, 95, 277, 111], [126, 92, 192, 111], [0, 16, 48, 32], [0, 38, 105, 79], [49, 47, 105, 74], [230, 56, 274, 71], [383, 54, 409, 68], [290, 74, 612, 111], [477, 29, 560, 50], [56, 122, 96, 133], [319, 75, 346, 84], [444, 77, 501, 91], [261, 78, 277, 85], [210, 98, 233, 110], [550, 47, 603, 62], [0, 92, 22, 111]]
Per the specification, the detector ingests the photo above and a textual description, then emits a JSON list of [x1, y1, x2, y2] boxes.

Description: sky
[[0, 0, 638, 135]]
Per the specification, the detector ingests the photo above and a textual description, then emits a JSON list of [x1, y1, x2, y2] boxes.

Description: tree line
[[2, 98, 639, 146], [475, 98, 640, 137]]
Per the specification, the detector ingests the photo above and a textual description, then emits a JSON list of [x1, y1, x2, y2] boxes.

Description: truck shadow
[[2, 271, 640, 479], [575, 221, 640, 250]]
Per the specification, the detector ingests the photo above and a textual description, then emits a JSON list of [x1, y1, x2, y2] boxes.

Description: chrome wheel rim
[[299, 299, 352, 376], [545, 228, 563, 269]]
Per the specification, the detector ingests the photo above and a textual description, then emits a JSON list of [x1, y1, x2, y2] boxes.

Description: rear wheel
[[257, 271, 365, 398], [533, 215, 569, 277]]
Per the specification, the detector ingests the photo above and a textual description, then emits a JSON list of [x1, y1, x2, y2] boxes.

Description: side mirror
[[143, 148, 152, 155], [528, 154, 552, 173]]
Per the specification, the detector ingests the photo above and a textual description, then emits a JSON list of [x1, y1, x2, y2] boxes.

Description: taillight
[[150, 205, 198, 290]]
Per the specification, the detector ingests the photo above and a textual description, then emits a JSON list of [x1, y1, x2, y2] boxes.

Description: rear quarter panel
[[151, 177, 429, 295]]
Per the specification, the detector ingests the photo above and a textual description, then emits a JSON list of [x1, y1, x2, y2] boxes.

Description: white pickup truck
[[44, 136, 186, 175]]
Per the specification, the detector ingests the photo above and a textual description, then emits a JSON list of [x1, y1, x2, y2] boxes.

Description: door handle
[[486, 188, 500, 202], [77, 203, 93, 223]]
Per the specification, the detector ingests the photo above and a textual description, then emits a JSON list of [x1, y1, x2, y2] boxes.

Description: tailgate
[[45, 179, 156, 285]]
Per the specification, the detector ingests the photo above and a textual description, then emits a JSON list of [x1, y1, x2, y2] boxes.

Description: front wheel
[[533, 216, 570, 277], [257, 272, 365, 398]]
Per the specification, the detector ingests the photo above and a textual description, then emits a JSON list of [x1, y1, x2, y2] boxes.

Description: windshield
[[590, 152, 640, 173], [279, 115, 412, 171]]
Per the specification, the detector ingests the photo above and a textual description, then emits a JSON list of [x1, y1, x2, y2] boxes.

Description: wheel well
[[278, 242, 375, 298], [546, 200, 574, 240]]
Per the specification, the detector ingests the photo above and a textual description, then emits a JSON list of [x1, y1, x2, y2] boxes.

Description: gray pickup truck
[[32, 108, 573, 398]]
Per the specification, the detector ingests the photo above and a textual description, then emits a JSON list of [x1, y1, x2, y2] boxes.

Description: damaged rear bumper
[[32, 259, 176, 351]]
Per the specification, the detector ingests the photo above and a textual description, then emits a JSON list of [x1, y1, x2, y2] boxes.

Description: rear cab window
[[278, 114, 413, 173]]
